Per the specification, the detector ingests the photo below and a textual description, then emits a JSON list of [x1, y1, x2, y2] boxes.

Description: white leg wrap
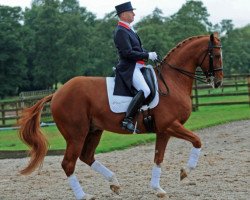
[[68, 174, 85, 200], [91, 160, 114, 181], [150, 165, 161, 189], [187, 147, 201, 170]]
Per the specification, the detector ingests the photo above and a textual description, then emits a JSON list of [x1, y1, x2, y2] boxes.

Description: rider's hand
[[148, 52, 158, 61]]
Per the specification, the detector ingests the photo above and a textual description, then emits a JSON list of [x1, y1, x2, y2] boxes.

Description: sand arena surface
[[0, 120, 249, 200]]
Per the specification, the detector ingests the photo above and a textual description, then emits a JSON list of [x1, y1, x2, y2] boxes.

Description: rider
[[113, 1, 158, 133]]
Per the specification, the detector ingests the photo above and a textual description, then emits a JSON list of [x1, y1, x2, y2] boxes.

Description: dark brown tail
[[18, 94, 53, 175]]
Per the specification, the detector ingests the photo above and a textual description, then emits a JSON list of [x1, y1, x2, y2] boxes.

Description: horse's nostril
[[215, 80, 222, 88]]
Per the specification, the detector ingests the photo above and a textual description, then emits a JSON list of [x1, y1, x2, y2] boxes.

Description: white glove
[[148, 52, 158, 61]]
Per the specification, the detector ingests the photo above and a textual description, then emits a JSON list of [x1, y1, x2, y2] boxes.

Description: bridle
[[155, 36, 223, 96], [199, 40, 223, 78]]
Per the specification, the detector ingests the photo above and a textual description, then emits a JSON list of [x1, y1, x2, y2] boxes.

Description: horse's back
[[54, 76, 105, 97], [51, 76, 107, 119]]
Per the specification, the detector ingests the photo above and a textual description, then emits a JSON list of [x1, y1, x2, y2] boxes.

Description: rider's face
[[120, 10, 135, 23]]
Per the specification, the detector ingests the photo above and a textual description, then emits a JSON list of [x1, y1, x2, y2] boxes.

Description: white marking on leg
[[91, 160, 114, 181], [150, 165, 161, 189], [68, 174, 85, 200], [91, 160, 120, 194], [150, 165, 166, 197], [187, 147, 201, 170]]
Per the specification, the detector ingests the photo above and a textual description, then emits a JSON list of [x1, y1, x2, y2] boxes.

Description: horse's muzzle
[[207, 76, 223, 88], [214, 79, 223, 88]]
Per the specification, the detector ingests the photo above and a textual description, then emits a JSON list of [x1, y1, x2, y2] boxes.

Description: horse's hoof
[[109, 175, 120, 194], [82, 193, 95, 200], [110, 184, 120, 195], [180, 167, 188, 181], [153, 187, 167, 198], [157, 191, 166, 198]]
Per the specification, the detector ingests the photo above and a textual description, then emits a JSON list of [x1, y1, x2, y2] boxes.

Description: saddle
[[140, 67, 156, 105], [106, 65, 159, 132]]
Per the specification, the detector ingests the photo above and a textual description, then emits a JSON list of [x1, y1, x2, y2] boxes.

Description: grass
[[198, 95, 248, 103], [0, 104, 249, 152], [184, 105, 250, 129], [193, 85, 249, 104]]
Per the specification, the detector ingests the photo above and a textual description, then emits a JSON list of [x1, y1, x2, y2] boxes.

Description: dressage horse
[[19, 33, 223, 199]]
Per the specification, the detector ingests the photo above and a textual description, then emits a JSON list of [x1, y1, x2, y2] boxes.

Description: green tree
[[213, 19, 234, 35], [136, 8, 173, 59], [57, 0, 95, 82], [60, 0, 80, 13], [0, 6, 26, 98], [222, 25, 250, 74], [32, 0, 62, 89], [136, 1, 211, 59], [88, 12, 117, 76], [2, 0, 248, 98], [21, 5, 42, 91], [167, 0, 210, 43]]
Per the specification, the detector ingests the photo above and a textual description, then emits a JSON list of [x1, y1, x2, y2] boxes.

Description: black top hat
[[115, 1, 135, 16]]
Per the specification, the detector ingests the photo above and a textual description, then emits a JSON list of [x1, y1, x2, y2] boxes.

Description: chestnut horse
[[19, 33, 223, 199]]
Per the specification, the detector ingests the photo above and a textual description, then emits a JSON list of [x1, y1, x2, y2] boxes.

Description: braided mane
[[164, 35, 208, 60]]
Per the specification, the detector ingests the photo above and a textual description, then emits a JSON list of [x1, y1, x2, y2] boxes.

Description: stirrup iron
[[121, 118, 139, 133]]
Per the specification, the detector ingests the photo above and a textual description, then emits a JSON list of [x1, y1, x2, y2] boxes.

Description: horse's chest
[[168, 93, 192, 119]]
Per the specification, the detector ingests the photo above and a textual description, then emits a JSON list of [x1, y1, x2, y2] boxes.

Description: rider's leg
[[133, 64, 151, 98], [121, 64, 150, 133], [121, 90, 145, 133]]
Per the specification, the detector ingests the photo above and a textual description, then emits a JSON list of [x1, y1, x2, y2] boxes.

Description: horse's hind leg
[[57, 124, 94, 200], [79, 129, 103, 166], [168, 121, 202, 181], [79, 129, 120, 194]]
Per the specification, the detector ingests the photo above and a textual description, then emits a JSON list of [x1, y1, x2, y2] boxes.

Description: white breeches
[[132, 63, 150, 98]]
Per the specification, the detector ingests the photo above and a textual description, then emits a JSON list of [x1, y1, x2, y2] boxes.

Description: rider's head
[[115, 1, 135, 23]]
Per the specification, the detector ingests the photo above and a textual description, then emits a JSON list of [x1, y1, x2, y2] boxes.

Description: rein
[[164, 61, 208, 84], [154, 61, 170, 96], [153, 58, 207, 97], [154, 36, 223, 96]]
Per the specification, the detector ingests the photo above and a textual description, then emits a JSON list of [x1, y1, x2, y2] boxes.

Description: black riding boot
[[122, 90, 145, 133]]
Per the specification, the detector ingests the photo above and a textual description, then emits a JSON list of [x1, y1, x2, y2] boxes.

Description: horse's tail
[[18, 94, 53, 175]]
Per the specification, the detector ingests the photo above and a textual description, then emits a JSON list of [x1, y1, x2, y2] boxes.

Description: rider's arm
[[114, 29, 148, 61]]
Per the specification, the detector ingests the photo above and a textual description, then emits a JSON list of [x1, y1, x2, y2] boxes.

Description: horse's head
[[198, 32, 223, 88]]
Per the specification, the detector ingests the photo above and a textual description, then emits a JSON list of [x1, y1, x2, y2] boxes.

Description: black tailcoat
[[113, 23, 148, 96]]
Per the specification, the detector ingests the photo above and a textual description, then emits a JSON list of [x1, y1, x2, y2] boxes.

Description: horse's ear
[[210, 33, 214, 42], [213, 32, 219, 38]]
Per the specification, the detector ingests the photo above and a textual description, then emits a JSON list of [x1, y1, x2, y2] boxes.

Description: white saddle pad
[[106, 65, 159, 113]]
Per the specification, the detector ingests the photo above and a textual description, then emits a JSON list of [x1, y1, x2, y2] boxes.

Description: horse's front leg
[[150, 133, 170, 197], [168, 121, 202, 181]]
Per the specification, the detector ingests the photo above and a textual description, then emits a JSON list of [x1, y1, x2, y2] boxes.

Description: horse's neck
[[163, 37, 208, 94]]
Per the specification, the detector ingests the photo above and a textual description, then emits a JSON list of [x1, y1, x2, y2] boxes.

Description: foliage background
[[0, 0, 249, 98]]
